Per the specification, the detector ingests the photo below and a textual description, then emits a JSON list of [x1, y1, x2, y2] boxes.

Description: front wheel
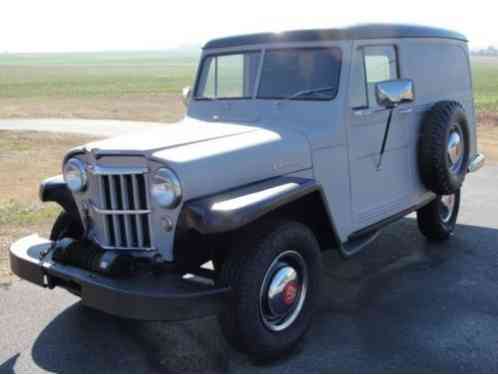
[[218, 220, 322, 358], [417, 190, 461, 241]]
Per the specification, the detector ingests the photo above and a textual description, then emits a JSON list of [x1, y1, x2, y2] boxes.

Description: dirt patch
[[477, 111, 498, 129], [477, 127, 498, 164], [475, 111, 498, 164], [0, 94, 185, 123], [0, 131, 98, 281]]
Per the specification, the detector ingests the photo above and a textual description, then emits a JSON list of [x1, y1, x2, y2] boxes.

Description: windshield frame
[[193, 46, 343, 102]]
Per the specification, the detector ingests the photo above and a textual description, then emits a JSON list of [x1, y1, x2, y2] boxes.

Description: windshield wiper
[[280, 86, 336, 101], [195, 96, 218, 101]]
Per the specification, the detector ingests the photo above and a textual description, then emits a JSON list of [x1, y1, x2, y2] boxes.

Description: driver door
[[347, 43, 412, 232]]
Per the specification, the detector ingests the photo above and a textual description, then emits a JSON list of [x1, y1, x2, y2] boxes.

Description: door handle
[[353, 108, 386, 117], [398, 108, 413, 115]]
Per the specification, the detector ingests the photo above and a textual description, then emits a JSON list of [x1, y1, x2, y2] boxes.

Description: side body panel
[[309, 42, 353, 241], [399, 38, 476, 201], [345, 37, 475, 234], [346, 39, 414, 232]]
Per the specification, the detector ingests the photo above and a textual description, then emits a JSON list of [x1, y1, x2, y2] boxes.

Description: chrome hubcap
[[447, 125, 464, 174], [440, 194, 456, 223], [260, 251, 308, 332]]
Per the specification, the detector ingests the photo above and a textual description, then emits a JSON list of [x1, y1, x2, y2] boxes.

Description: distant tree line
[[473, 46, 498, 56]]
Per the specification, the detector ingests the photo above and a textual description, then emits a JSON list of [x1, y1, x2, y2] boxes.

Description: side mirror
[[375, 79, 415, 109], [182, 86, 192, 107]]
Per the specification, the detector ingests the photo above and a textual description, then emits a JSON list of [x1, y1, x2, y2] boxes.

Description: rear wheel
[[417, 190, 461, 241], [218, 220, 322, 358]]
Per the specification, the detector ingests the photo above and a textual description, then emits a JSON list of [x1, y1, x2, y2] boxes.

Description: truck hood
[[82, 117, 312, 200], [84, 117, 257, 153]]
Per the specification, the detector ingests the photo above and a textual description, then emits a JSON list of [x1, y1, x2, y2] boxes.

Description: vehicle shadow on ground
[[0, 353, 20, 374], [30, 218, 498, 373]]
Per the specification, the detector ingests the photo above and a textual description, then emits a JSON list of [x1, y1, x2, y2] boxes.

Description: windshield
[[194, 47, 342, 101], [258, 48, 342, 100], [194, 52, 261, 99]]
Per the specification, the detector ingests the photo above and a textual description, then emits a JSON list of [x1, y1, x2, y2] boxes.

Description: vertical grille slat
[[143, 175, 152, 248], [132, 174, 146, 248], [99, 176, 112, 246], [125, 176, 139, 247], [108, 174, 123, 248], [120, 175, 134, 247], [141, 214, 151, 247], [136, 175, 147, 210]]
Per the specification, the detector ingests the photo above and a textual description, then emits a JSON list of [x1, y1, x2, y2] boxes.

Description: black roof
[[204, 24, 467, 49]]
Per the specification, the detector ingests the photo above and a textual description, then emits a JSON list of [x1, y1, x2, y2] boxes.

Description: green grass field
[[0, 51, 198, 98], [0, 51, 496, 112], [471, 56, 498, 113]]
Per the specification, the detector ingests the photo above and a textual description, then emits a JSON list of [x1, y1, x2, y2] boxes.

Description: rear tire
[[217, 220, 322, 358], [417, 190, 461, 241]]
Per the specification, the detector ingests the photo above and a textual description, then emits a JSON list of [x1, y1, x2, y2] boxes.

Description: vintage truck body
[[10, 24, 485, 356]]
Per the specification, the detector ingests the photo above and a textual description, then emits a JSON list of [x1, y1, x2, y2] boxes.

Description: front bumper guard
[[468, 153, 486, 173], [10, 235, 231, 321]]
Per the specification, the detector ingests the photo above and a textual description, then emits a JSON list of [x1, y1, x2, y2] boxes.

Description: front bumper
[[10, 235, 231, 321]]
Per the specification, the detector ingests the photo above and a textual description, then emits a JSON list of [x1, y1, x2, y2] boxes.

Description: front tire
[[417, 190, 461, 241], [218, 220, 322, 358]]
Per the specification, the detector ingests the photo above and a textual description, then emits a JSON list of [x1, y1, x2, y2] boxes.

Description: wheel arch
[[177, 177, 342, 253], [39, 175, 80, 220]]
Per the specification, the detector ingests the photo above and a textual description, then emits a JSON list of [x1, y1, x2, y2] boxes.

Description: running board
[[340, 230, 381, 258], [339, 195, 436, 258]]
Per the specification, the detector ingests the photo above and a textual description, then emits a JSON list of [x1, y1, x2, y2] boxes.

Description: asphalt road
[[0, 120, 497, 372]]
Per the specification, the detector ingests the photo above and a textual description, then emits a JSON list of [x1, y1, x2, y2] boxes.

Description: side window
[[364, 46, 399, 107]]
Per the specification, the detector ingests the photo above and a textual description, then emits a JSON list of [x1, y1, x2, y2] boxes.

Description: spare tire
[[419, 101, 470, 195]]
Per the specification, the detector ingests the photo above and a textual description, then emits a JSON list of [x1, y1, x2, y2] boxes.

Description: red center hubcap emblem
[[283, 281, 299, 305]]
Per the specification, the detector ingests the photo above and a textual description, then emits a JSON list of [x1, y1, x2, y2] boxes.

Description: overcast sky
[[1, 0, 496, 53]]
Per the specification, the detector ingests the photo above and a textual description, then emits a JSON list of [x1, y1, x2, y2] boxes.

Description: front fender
[[39, 175, 79, 219], [179, 177, 332, 235]]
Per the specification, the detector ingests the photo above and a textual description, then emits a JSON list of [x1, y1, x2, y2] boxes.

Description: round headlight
[[63, 158, 87, 193], [151, 168, 182, 208]]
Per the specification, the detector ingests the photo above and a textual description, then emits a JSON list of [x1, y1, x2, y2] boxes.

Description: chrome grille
[[93, 168, 152, 250]]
